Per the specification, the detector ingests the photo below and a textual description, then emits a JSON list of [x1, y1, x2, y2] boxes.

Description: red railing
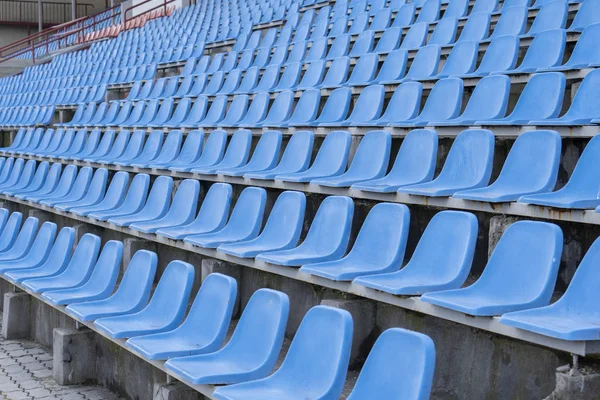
[[0, 0, 94, 26], [0, 0, 176, 65], [0, 4, 121, 64], [124, 0, 176, 24]]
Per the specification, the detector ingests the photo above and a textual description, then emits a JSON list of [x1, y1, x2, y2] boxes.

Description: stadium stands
[[0, 0, 600, 397]]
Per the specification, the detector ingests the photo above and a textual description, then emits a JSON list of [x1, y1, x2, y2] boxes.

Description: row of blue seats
[[0, 209, 435, 399], [0, 106, 54, 128], [0, 84, 108, 109], [60, 70, 600, 129], [2, 126, 600, 209], [1, 166, 597, 343]]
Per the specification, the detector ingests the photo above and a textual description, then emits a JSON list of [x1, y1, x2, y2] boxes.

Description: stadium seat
[[256, 196, 353, 267], [421, 221, 563, 316], [165, 288, 289, 385], [21, 233, 101, 293], [301, 203, 409, 280], [184, 187, 266, 248], [397, 129, 494, 196], [70, 171, 130, 216], [169, 130, 227, 173], [2, 225, 74, 284], [125, 273, 237, 360], [519, 135, 600, 209], [500, 235, 600, 340], [54, 168, 108, 211], [346, 328, 435, 400], [94, 260, 194, 339], [0, 221, 56, 272], [454, 130, 561, 202], [212, 306, 352, 400], [40, 240, 123, 305]]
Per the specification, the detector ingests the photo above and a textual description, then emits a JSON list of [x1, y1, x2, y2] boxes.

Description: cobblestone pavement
[[0, 314, 122, 400]]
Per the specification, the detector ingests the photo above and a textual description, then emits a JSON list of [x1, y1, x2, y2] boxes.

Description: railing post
[[71, 0, 76, 21], [37, 0, 42, 32]]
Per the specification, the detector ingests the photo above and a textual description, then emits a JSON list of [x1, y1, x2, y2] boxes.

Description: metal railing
[[0, 0, 94, 26], [124, 0, 176, 24], [0, 4, 121, 63]]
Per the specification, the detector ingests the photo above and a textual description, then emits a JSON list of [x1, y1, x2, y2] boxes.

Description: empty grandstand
[[0, 0, 598, 398]]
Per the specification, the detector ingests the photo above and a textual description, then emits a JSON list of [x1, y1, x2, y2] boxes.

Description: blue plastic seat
[[526, 0, 569, 37], [506, 30, 566, 73], [296, 61, 326, 90], [40, 166, 94, 207], [490, 6, 527, 38], [104, 102, 133, 127], [0, 221, 56, 273], [471, 0, 498, 13], [454, 130, 561, 202], [276, 130, 351, 183], [430, 75, 510, 125], [184, 187, 266, 249], [170, 130, 228, 173], [366, 82, 422, 126], [479, 72, 565, 125], [216, 190, 305, 258], [320, 57, 350, 89], [369, 7, 392, 30], [397, 129, 494, 196], [283, 89, 320, 127], [156, 183, 231, 240], [345, 53, 379, 86], [392, 78, 463, 127], [2, 226, 74, 284], [3, 161, 47, 196], [71, 171, 130, 217], [25, 164, 77, 203], [567, 0, 600, 32], [130, 179, 200, 234], [88, 173, 150, 221], [389, 45, 440, 83], [432, 41, 478, 78], [90, 130, 131, 163], [13, 163, 61, 199], [429, 17, 458, 45], [120, 101, 148, 127], [40, 240, 123, 306], [463, 35, 520, 77], [531, 69, 600, 125], [125, 273, 237, 360], [234, 67, 260, 94], [94, 260, 194, 339], [238, 93, 270, 127], [327, 34, 351, 59], [352, 129, 438, 193], [416, 0, 440, 22], [0, 211, 22, 254], [113, 130, 162, 167], [163, 98, 192, 128], [400, 22, 428, 50], [185, 75, 208, 97], [65, 249, 157, 321], [219, 131, 282, 176], [245, 131, 314, 180], [107, 176, 173, 227], [212, 305, 352, 400], [21, 233, 101, 293], [166, 288, 289, 385], [192, 129, 252, 174], [519, 135, 600, 209], [456, 12, 491, 43], [273, 63, 302, 92], [373, 27, 401, 54], [346, 328, 435, 400], [312, 130, 390, 187], [301, 203, 409, 280], [355, 211, 477, 295], [373, 50, 407, 83], [180, 97, 208, 127], [258, 91, 295, 127], [421, 221, 563, 316], [545, 23, 600, 71], [313, 87, 352, 125], [256, 196, 353, 267], [218, 69, 242, 95], [54, 168, 108, 212], [500, 235, 600, 340], [150, 130, 204, 169]]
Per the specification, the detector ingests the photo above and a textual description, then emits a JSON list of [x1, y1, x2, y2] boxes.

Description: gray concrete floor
[[0, 313, 122, 400]]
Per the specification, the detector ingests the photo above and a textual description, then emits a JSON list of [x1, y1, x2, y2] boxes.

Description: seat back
[[561, 69, 600, 121], [306, 130, 352, 177], [347, 328, 436, 400], [563, 23, 600, 68], [567, 0, 599, 31], [517, 29, 565, 71], [429, 17, 458, 45], [404, 45, 440, 79], [346, 85, 386, 124], [491, 6, 527, 38], [316, 87, 352, 124], [401, 22, 428, 49], [244, 130, 282, 170], [416, 78, 463, 122], [438, 41, 478, 76], [456, 75, 511, 121], [262, 91, 294, 126]]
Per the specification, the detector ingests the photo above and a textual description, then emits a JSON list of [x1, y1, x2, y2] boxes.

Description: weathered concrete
[[321, 298, 375, 366], [153, 382, 202, 400], [53, 328, 97, 385], [123, 237, 157, 272], [2, 292, 31, 340], [544, 364, 600, 400]]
